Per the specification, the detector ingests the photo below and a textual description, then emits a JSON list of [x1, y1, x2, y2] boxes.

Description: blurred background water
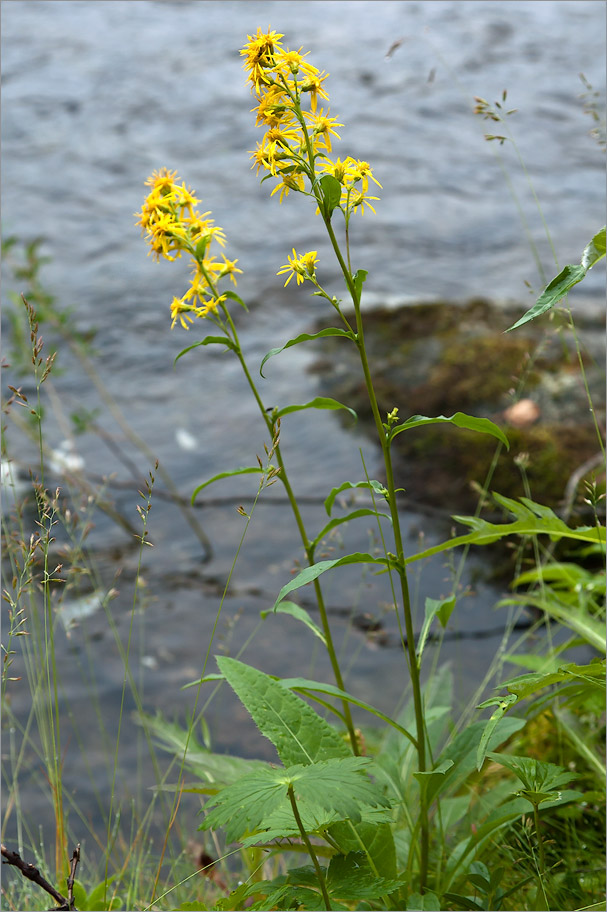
[[1, 0, 605, 857]]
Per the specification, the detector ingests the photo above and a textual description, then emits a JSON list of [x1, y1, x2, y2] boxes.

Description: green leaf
[[391, 412, 509, 449], [260, 327, 356, 377], [261, 602, 327, 646], [406, 496, 605, 566], [417, 596, 456, 663], [324, 479, 388, 516], [413, 760, 455, 805], [279, 677, 418, 747], [223, 289, 248, 312], [353, 269, 368, 300], [200, 757, 390, 844], [499, 594, 605, 652], [327, 851, 407, 900], [327, 820, 397, 879], [273, 553, 394, 611], [275, 396, 357, 423], [582, 226, 606, 269], [407, 892, 442, 910], [319, 174, 343, 217], [476, 694, 519, 770], [174, 334, 236, 365], [486, 752, 578, 806], [217, 657, 351, 766], [310, 508, 392, 551], [505, 261, 588, 332], [191, 466, 263, 503]]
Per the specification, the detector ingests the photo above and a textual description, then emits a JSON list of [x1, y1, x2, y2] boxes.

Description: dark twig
[[1, 843, 80, 910]]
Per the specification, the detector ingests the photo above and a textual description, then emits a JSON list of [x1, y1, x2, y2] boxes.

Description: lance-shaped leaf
[[506, 226, 606, 332], [273, 553, 395, 611], [390, 412, 509, 449], [319, 173, 343, 217], [324, 479, 388, 516], [191, 466, 263, 503], [261, 602, 327, 646], [174, 334, 236, 366], [309, 508, 391, 551], [274, 396, 357, 423], [260, 327, 356, 377], [217, 656, 351, 766], [417, 596, 456, 663]]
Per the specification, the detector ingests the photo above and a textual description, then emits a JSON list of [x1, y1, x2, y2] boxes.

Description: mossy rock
[[310, 298, 605, 515]]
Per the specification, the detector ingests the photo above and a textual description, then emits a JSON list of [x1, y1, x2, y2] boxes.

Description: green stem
[[321, 214, 429, 889], [287, 783, 332, 911], [222, 307, 360, 755]]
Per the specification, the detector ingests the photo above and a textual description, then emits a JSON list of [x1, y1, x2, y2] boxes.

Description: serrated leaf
[[174, 335, 236, 365], [310, 507, 392, 551], [391, 412, 509, 449], [279, 677, 417, 747], [328, 820, 397, 879], [260, 327, 356, 377], [274, 396, 357, 422], [217, 657, 351, 766], [327, 851, 406, 900], [486, 752, 578, 805], [261, 602, 327, 646], [191, 466, 263, 503], [273, 553, 394, 611], [324, 479, 388, 515]]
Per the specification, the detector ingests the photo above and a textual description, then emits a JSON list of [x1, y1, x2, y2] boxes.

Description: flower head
[[277, 249, 318, 286]]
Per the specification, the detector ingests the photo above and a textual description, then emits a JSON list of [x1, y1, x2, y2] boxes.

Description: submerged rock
[[310, 297, 605, 517]]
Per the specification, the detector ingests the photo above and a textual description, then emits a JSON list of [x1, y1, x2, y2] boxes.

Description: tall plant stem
[[322, 215, 429, 889], [222, 309, 360, 755], [287, 784, 332, 911]]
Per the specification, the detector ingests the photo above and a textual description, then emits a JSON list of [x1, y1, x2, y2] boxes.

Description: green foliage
[[485, 753, 579, 808], [390, 411, 510, 450], [506, 227, 606, 331]]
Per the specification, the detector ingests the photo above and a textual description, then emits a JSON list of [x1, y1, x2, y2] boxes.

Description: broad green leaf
[[261, 602, 327, 646], [504, 229, 605, 333], [275, 396, 357, 422], [319, 173, 343, 216], [328, 820, 397, 879], [486, 752, 578, 806], [417, 596, 456, 662], [413, 759, 455, 805], [260, 327, 356, 377], [217, 656, 351, 766], [407, 892, 441, 910], [390, 412, 509, 449], [273, 553, 394, 611], [310, 508, 392, 551], [324, 479, 388, 516], [200, 757, 389, 843], [223, 289, 248, 311], [191, 466, 263, 503], [327, 851, 406, 900], [174, 334, 236, 365], [280, 677, 418, 747]]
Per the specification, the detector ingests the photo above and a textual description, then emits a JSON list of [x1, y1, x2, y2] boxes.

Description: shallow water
[[1, 0, 604, 858]]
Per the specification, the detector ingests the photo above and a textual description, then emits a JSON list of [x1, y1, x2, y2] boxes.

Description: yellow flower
[[272, 48, 318, 78], [277, 249, 318, 286], [270, 172, 305, 203], [145, 167, 179, 191], [240, 27, 285, 92], [304, 108, 343, 153], [346, 159, 382, 192], [170, 297, 195, 330], [300, 70, 330, 112]]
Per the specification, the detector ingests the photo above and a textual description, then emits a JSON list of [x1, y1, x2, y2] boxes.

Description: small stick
[[1, 843, 79, 910]]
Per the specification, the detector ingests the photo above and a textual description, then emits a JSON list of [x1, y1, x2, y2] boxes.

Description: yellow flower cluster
[[136, 168, 241, 328], [240, 28, 381, 214]]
